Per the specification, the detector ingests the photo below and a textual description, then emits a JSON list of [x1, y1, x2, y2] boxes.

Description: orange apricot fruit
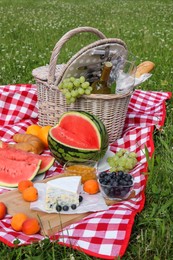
[[22, 218, 40, 235], [11, 213, 28, 231], [37, 125, 52, 147], [0, 202, 7, 220], [22, 186, 38, 202], [18, 180, 33, 193], [26, 124, 41, 137], [83, 179, 100, 194]]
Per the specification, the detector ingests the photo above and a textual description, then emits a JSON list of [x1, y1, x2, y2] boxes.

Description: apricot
[[22, 218, 40, 235], [0, 202, 7, 220], [37, 125, 52, 147], [83, 179, 100, 194], [26, 124, 41, 137], [22, 186, 38, 202], [11, 213, 28, 231], [18, 180, 33, 193]]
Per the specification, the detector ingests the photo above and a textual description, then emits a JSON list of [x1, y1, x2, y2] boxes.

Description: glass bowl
[[98, 171, 133, 201], [63, 160, 97, 184]]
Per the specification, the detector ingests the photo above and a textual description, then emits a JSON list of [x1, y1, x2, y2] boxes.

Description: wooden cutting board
[[0, 174, 90, 236], [0, 174, 135, 236]]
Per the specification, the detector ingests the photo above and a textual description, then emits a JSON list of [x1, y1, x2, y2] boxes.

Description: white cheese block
[[45, 176, 81, 212]]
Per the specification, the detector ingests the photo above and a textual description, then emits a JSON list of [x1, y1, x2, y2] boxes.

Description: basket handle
[[48, 27, 107, 85]]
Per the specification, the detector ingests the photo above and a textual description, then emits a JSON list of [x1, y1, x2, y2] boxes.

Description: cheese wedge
[[45, 176, 81, 212]]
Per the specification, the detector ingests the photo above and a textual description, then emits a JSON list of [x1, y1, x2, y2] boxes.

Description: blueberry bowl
[[98, 171, 134, 201]]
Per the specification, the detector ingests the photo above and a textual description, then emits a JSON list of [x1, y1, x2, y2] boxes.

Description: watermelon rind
[[78, 111, 109, 152], [0, 157, 41, 188], [48, 110, 109, 164], [37, 156, 55, 174]]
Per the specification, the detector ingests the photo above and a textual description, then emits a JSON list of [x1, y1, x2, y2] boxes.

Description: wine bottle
[[91, 62, 112, 94]]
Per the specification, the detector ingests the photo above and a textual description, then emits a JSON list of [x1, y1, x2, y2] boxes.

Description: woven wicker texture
[[32, 27, 132, 143]]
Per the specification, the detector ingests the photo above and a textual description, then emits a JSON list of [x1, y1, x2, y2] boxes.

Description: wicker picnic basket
[[32, 27, 132, 143]]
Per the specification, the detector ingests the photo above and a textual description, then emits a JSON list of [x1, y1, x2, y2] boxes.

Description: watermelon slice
[[0, 157, 41, 187], [37, 155, 55, 174], [0, 142, 55, 174]]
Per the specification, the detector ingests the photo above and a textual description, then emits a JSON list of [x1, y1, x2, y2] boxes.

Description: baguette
[[135, 61, 155, 78]]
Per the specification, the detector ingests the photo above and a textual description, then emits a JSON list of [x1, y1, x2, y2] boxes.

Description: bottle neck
[[100, 62, 112, 83]]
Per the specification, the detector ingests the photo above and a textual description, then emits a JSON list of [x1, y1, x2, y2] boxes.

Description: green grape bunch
[[58, 76, 93, 104], [107, 149, 138, 172]]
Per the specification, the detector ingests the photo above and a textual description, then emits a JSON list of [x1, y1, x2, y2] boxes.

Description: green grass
[[0, 0, 173, 259]]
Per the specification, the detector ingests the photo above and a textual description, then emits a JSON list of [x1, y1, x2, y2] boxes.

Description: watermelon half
[[48, 111, 109, 164]]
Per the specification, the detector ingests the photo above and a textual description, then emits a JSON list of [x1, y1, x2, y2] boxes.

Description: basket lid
[[32, 64, 65, 81], [60, 42, 128, 85]]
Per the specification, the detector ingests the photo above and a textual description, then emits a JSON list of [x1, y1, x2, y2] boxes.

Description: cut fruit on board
[[0, 173, 135, 236]]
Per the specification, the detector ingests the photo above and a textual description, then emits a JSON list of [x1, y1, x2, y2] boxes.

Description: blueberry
[[116, 175, 121, 181], [63, 205, 69, 211], [102, 180, 108, 185], [99, 178, 106, 184], [112, 174, 117, 180], [99, 172, 107, 178], [119, 179, 126, 186], [105, 175, 111, 181], [108, 187, 115, 197], [127, 180, 133, 186], [124, 174, 132, 181], [109, 172, 116, 178], [122, 181, 126, 186], [112, 181, 118, 187], [71, 204, 77, 210], [56, 204, 62, 212], [110, 179, 115, 185], [124, 180, 129, 185], [117, 171, 124, 177], [121, 190, 128, 197], [124, 187, 130, 193], [79, 195, 83, 203], [114, 188, 121, 196]]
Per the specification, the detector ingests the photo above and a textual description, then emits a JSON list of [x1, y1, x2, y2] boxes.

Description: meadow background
[[0, 0, 173, 259]]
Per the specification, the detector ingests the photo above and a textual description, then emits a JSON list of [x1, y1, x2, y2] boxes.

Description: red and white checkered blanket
[[0, 84, 171, 259]]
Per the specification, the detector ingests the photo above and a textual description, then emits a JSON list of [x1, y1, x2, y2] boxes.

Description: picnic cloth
[[0, 84, 172, 259]]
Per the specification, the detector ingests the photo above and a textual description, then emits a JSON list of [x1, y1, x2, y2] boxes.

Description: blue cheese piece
[[45, 176, 81, 212]]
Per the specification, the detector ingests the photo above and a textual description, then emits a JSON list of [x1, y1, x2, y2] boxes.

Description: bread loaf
[[12, 134, 45, 154], [135, 61, 155, 78]]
